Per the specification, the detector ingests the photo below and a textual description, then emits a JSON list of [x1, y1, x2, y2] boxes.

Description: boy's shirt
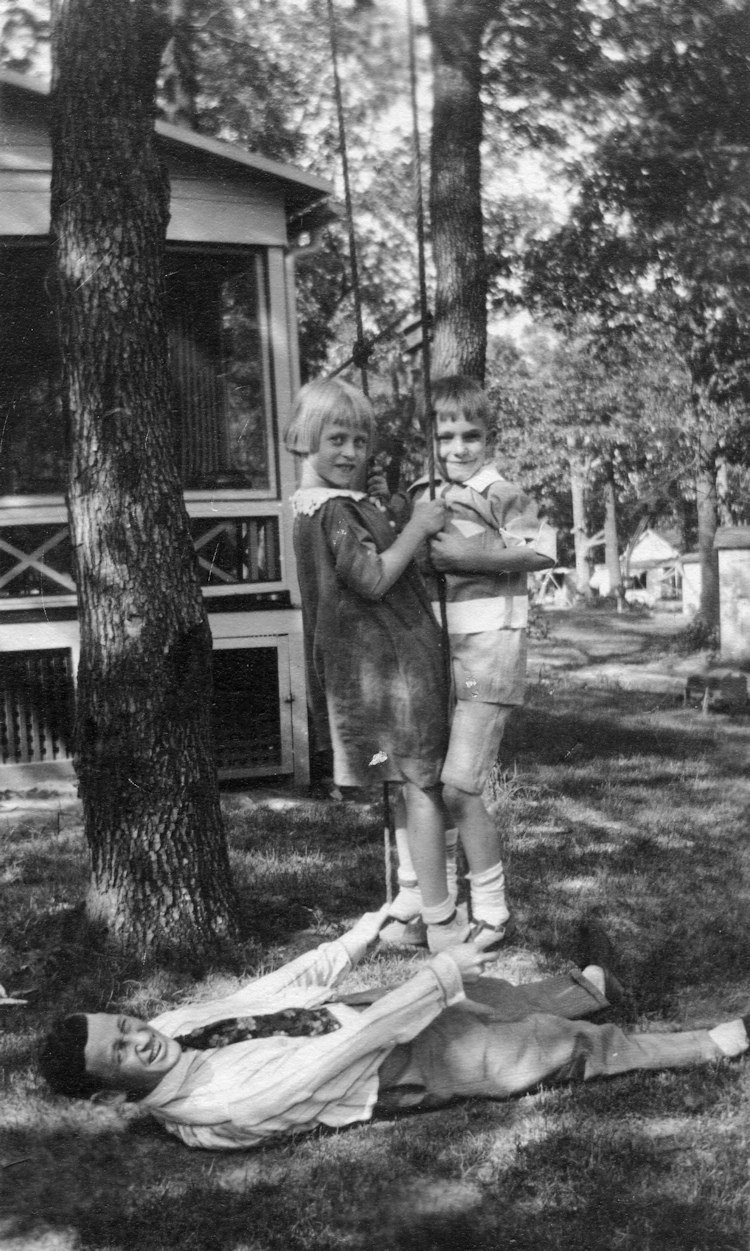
[[408, 465, 556, 705]]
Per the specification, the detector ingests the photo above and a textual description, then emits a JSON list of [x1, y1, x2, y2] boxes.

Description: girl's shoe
[[426, 911, 472, 953], [379, 915, 428, 949]]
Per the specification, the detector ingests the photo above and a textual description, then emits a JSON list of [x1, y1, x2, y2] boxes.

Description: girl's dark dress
[[292, 488, 448, 788]]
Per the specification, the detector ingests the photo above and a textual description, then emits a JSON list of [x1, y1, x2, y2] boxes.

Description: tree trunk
[[570, 458, 590, 599], [603, 468, 624, 610], [426, 0, 490, 380], [696, 430, 720, 629], [50, 0, 240, 960]]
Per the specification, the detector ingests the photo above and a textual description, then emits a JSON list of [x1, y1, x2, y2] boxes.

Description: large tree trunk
[[696, 429, 720, 629], [603, 468, 624, 609], [50, 0, 239, 960], [426, 0, 490, 380], [570, 457, 591, 598]]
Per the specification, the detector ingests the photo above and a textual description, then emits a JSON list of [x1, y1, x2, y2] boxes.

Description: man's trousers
[[376, 971, 722, 1109]]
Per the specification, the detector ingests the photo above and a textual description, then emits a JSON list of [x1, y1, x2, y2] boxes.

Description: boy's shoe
[[426, 910, 472, 953], [379, 915, 428, 949]]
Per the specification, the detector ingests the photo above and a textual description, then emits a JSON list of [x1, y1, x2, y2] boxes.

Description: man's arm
[[148, 950, 471, 1151], [152, 908, 391, 1037]]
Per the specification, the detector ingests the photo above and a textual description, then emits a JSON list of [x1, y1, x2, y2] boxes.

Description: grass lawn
[[2, 611, 750, 1250]]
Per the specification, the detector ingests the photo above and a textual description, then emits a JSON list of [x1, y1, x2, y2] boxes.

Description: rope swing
[[324, 0, 451, 902], [325, 0, 391, 898]]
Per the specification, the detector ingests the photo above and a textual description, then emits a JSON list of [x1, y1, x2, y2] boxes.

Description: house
[[0, 69, 332, 788], [623, 527, 681, 606]]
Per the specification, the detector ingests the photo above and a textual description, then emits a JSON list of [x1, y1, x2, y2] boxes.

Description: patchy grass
[[3, 650, 750, 1249]]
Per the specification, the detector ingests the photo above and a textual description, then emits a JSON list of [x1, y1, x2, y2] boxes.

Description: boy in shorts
[[387, 376, 555, 953]]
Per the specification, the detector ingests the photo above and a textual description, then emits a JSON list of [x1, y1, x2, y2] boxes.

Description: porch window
[[0, 244, 276, 498]]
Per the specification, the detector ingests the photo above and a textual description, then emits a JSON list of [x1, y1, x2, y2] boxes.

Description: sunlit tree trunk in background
[[570, 456, 590, 598], [426, 0, 490, 380], [50, 0, 240, 960], [696, 426, 720, 629], [603, 467, 624, 609]]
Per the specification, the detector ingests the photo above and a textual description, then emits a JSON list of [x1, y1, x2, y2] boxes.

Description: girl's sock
[[389, 828, 460, 921], [445, 827, 459, 904], [421, 895, 458, 926], [467, 859, 510, 928], [389, 828, 422, 921]]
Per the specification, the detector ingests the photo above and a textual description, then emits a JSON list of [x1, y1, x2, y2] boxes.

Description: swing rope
[[325, 0, 373, 394], [324, 0, 452, 907], [406, 0, 451, 677], [325, 0, 391, 900]]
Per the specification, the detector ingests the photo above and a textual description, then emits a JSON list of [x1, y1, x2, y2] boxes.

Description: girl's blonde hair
[[284, 378, 374, 455]]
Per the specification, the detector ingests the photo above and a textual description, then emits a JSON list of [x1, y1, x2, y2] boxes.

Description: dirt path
[[528, 607, 706, 694]]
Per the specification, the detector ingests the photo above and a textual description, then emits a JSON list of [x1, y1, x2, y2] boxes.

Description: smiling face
[[435, 413, 489, 484], [83, 1013, 182, 1096], [308, 417, 369, 489]]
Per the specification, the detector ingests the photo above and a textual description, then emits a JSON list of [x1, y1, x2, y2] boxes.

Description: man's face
[[435, 414, 488, 484], [83, 1013, 182, 1096], [309, 418, 369, 489]]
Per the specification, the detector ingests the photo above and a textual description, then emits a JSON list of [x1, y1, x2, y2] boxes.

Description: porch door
[[211, 635, 295, 779]]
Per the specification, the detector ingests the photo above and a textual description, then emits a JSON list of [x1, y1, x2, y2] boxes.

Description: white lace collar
[[291, 487, 367, 517]]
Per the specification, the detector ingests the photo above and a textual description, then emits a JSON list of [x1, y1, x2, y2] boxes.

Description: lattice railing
[[0, 514, 282, 602]]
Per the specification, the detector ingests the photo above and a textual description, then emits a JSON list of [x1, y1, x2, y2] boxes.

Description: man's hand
[[347, 904, 393, 948], [443, 944, 498, 983]]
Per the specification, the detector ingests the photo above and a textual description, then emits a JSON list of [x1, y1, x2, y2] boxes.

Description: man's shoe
[[580, 964, 625, 1007], [379, 915, 428, 949]]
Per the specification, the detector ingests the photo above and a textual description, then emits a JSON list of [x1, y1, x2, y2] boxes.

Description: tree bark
[[603, 468, 624, 610], [426, 0, 490, 380], [50, 0, 240, 960], [570, 457, 590, 598], [696, 429, 720, 629]]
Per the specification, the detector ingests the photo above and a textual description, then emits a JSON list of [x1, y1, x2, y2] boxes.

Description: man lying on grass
[[40, 906, 749, 1152]]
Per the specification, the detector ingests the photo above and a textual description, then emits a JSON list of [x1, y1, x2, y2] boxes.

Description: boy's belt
[[432, 595, 529, 633]]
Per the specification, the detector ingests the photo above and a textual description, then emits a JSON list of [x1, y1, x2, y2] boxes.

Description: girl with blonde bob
[[286, 378, 454, 941]]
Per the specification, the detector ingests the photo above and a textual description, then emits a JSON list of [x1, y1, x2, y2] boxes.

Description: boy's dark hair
[[39, 1013, 99, 1099], [431, 375, 492, 430]]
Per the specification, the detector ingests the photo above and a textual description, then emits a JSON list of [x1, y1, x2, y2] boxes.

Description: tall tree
[[425, 0, 491, 380], [522, 0, 750, 626], [50, 0, 239, 959]]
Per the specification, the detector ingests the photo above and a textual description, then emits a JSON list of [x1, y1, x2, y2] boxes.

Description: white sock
[[445, 827, 459, 904], [708, 1019, 749, 1059], [388, 828, 422, 920], [422, 895, 457, 926], [391, 828, 460, 920], [467, 859, 509, 928]]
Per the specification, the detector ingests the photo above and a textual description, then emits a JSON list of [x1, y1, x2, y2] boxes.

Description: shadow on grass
[[2, 1070, 747, 1251]]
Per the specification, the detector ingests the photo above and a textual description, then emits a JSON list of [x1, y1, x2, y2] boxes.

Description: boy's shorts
[[440, 701, 514, 795]]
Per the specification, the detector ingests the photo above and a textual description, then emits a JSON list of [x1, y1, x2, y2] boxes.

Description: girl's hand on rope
[[408, 496, 449, 541], [367, 468, 390, 500]]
